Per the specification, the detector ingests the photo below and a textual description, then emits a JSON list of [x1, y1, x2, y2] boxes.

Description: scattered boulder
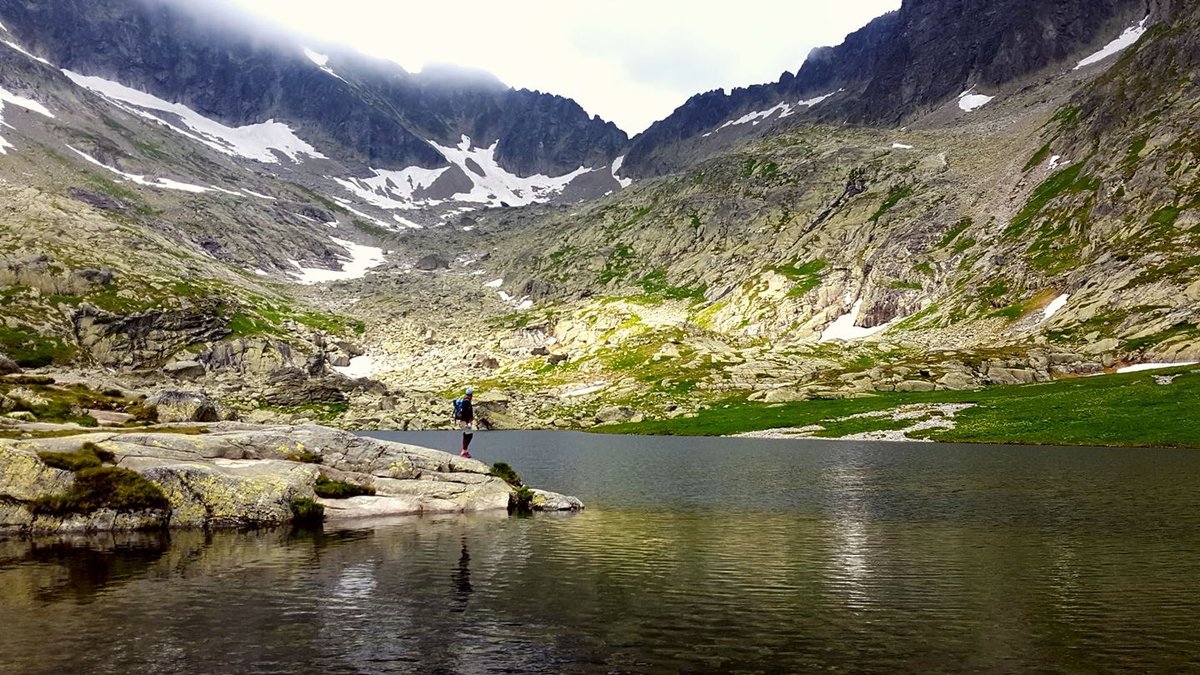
[[531, 346, 551, 356], [414, 254, 449, 271], [87, 409, 136, 426], [145, 390, 220, 423], [595, 405, 634, 423], [548, 353, 569, 365], [163, 360, 206, 379], [895, 380, 937, 393], [0, 355, 21, 375], [936, 372, 978, 390], [5, 411, 37, 422]]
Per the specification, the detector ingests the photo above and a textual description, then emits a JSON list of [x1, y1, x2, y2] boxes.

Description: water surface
[[2, 432, 1199, 673]]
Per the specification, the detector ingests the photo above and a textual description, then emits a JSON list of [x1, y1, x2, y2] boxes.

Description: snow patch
[[891, 142, 914, 150], [330, 197, 395, 231], [0, 86, 55, 119], [797, 90, 841, 108], [66, 145, 212, 193], [289, 237, 386, 284], [430, 134, 590, 207], [392, 214, 422, 229], [515, 299, 534, 311], [1048, 155, 1069, 170], [303, 48, 347, 82], [611, 155, 632, 188], [0, 85, 55, 154], [719, 101, 791, 130], [3, 40, 51, 65], [820, 299, 897, 342], [562, 383, 608, 398], [242, 189, 276, 201], [331, 165, 448, 211], [1116, 362, 1197, 374], [958, 88, 995, 112], [1041, 293, 1070, 322], [63, 70, 325, 164], [1075, 17, 1149, 70], [333, 355, 379, 379], [483, 278, 504, 289]]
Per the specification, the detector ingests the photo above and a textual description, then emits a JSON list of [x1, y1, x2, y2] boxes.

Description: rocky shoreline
[[0, 422, 582, 536]]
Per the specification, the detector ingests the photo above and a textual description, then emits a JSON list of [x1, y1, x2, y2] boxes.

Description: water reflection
[[3, 434, 1200, 673]]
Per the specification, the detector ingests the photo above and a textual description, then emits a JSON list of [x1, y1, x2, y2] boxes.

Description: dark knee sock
[[463, 432, 473, 450]]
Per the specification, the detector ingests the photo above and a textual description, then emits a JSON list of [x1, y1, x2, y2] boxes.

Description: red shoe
[[460, 450, 472, 459]]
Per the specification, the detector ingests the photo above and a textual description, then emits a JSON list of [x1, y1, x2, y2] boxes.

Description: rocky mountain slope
[[0, 0, 1196, 433], [324, 0, 1199, 428]]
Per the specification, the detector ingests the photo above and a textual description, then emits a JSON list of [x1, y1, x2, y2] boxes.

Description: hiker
[[453, 387, 475, 458]]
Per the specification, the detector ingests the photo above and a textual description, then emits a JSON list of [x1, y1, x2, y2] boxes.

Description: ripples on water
[[2, 433, 1199, 673]]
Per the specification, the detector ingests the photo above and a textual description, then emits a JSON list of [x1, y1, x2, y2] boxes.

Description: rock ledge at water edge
[[0, 423, 582, 535]]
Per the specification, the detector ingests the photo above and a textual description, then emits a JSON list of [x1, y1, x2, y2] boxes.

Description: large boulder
[[0, 354, 21, 375], [145, 390, 220, 423]]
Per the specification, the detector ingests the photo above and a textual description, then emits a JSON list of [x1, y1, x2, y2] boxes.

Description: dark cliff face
[[0, 0, 628, 175], [624, 0, 1150, 176]]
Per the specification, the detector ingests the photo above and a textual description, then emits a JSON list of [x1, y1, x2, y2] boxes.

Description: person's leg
[[460, 421, 473, 457]]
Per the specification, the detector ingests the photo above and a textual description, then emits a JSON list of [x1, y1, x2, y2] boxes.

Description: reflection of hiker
[[453, 387, 475, 458], [452, 535, 473, 613]]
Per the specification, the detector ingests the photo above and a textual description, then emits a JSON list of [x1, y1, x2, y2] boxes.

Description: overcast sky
[[224, 0, 901, 134]]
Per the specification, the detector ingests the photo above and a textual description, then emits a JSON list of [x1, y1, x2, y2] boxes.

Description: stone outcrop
[[145, 391, 221, 423], [0, 355, 21, 375], [0, 423, 582, 535]]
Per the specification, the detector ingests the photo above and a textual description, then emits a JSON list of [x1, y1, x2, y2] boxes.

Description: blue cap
[[466, 387, 474, 395]]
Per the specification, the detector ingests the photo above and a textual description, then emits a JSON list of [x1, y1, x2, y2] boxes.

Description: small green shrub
[[510, 485, 534, 514], [37, 442, 115, 472], [314, 475, 375, 499], [31, 466, 169, 515], [290, 498, 325, 525], [489, 462, 523, 487]]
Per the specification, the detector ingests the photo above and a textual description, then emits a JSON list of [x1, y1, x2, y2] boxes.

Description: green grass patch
[[1004, 164, 1096, 239], [38, 442, 115, 472], [936, 218, 973, 249], [31, 466, 170, 516], [1024, 143, 1053, 172], [0, 326, 77, 368], [1147, 206, 1182, 232], [314, 475, 375, 499], [1132, 255, 1200, 286], [1123, 322, 1198, 352], [606, 367, 1200, 449], [870, 184, 914, 223], [290, 498, 325, 525], [772, 259, 827, 297], [639, 269, 707, 301], [598, 244, 636, 284]]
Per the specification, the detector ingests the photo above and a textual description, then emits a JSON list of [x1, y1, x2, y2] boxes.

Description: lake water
[[2, 432, 1199, 673]]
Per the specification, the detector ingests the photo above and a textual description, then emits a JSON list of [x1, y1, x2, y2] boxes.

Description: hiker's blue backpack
[[453, 397, 468, 421]]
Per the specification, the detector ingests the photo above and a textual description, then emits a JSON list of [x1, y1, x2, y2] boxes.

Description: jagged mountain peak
[[622, 0, 1152, 177]]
